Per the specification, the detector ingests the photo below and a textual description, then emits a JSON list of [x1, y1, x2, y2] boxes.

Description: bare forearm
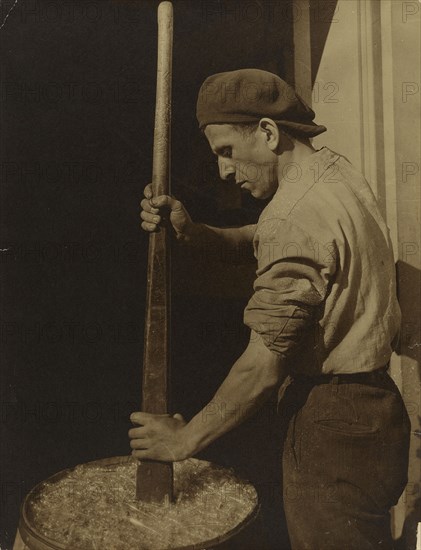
[[183, 333, 287, 455], [129, 333, 287, 462]]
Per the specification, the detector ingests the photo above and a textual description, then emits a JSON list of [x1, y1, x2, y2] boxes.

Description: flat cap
[[196, 68, 326, 138]]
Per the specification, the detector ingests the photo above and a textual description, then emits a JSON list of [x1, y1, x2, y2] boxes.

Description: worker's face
[[204, 122, 279, 199]]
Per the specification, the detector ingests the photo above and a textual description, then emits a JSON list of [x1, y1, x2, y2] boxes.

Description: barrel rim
[[18, 455, 260, 550]]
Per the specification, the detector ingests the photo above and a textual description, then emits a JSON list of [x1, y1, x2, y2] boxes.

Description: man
[[129, 69, 410, 549]]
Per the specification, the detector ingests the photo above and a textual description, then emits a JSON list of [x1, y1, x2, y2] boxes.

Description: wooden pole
[[136, 1, 174, 503]]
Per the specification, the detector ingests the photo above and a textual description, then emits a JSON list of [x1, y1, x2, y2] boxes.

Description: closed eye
[[215, 146, 232, 159]]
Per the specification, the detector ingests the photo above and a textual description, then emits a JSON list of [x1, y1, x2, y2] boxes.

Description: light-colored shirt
[[243, 147, 401, 375]]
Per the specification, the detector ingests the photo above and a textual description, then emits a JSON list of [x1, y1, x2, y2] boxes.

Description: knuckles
[[140, 211, 159, 223], [141, 222, 156, 232], [140, 198, 151, 210]]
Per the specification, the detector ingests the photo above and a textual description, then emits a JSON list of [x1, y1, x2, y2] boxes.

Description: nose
[[218, 157, 236, 181]]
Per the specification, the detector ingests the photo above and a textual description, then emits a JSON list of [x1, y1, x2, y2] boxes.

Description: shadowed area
[[0, 1, 293, 547]]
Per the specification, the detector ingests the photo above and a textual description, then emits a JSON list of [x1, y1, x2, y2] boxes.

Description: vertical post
[[293, 0, 312, 104], [136, 1, 174, 503], [387, 0, 421, 544]]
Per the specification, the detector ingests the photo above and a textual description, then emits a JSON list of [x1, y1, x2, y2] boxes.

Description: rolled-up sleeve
[[244, 219, 337, 357]]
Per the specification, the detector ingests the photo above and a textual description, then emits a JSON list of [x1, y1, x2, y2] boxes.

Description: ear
[[258, 118, 280, 151]]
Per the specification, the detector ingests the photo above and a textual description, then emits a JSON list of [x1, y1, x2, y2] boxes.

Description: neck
[[276, 139, 316, 182]]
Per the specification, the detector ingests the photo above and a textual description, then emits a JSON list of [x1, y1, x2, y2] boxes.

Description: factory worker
[[129, 69, 410, 550]]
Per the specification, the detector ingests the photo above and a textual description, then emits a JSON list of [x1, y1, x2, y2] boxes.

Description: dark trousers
[[279, 369, 410, 550]]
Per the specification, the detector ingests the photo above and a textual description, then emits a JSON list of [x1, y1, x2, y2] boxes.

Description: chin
[[253, 190, 273, 200], [248, 187, 264, 198], [247, 181, 277, 199]]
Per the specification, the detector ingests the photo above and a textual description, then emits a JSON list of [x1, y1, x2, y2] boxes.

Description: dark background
[[0, 1, 294, 547]]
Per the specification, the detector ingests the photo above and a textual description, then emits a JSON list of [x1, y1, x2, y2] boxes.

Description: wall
[[298, 1, 421, 546]]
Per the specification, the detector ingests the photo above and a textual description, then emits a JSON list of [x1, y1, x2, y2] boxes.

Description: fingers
[[140, 198, 157, 214], [148, 195, 182, 211], [140, 197, 160, 232], [128, 412, 185, 461], [144, 183, 153, 199], [130, 412, 151, 425], [141, 221, 155, 232], [140, 210, 161, 225], [140, 193, 184, 233], [143, 185, 180, 212], [128, 426, 147, 439], [130, 438, 151, 450], [128, 422, 150, 450], [140, 184, 183, 233]]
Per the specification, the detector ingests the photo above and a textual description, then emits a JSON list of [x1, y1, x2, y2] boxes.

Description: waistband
[[292, 366, 389, 386]]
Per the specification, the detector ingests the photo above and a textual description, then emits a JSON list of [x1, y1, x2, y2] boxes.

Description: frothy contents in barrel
[[27, 458, 258, 549]]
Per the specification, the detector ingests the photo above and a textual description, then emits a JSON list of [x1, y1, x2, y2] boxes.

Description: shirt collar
[[261, 147, 341, 220]]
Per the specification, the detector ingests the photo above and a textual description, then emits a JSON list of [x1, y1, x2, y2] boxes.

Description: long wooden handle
[[143, 0, 173, 420], [136, 1, 174, 503], [152, 1, 173, 197]]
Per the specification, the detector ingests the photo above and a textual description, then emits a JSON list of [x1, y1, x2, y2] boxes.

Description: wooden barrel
[[14, 456, 259, 550]]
